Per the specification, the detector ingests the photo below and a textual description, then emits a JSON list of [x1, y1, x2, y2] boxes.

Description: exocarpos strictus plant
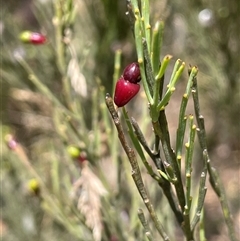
[[106, 0, 237, 240], [2, 0, 238, 241]]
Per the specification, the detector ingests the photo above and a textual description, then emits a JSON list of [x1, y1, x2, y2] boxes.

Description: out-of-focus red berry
[[78, 153, 87, 164], [5, 134, 18, 150], [19, 31, 47, 45]]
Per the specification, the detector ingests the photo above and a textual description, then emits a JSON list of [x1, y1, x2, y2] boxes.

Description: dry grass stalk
[[72, 161, 107, 241]]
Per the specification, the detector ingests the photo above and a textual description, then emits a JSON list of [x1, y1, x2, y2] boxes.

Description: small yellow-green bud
[[67, 146, 81, 158], [28, 178, 40, 195]]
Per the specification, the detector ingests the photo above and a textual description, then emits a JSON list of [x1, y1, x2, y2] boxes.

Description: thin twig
[[122, 109, 161, 183], [131, 117, 162, 168], [105, 94, 170, 241], [191, 76, 237, 241], [191, 148, 207, 231], [138, 209, 154, 241], [154, 110, 194, 239], [131, 117, 184, 226], [143, 39, 154, 96]]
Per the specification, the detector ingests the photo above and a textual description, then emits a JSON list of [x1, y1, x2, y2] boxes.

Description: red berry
[[114, 77, 140, 107], [78, 152, 87, 164], [123, 62, 141, 83], [19, 31, 47, 45], [5, 134, 18, 150], [30, 32, 46, 44]]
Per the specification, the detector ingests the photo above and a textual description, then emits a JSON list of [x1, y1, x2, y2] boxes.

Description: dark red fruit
[[114, 77, 140, 107], [123, 62, 141, 83], [19, 31, 47, 45]]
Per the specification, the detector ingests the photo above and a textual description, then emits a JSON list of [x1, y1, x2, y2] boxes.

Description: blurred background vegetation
[[1, 0, 239, 240]]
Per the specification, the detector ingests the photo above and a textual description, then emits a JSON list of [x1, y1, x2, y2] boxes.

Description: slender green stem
[[176, 66, 198, 158], [122, 108, 162, 183], [155, 110, 192, 236], [199, 210, 207, 241], [134, 11, 153, 104], [130, 117, 184, 226], [157, 61, 185, 111], [112, 49, 122, 94], [100, 85, 114, 149], [91, 88, 101, 155], [130, 0, 140, 12], [54, 0, 74, 110], [131, 117, 162, 169], [191, 76, 237, 241], [126, 0, 135, 32], [209, 168, 237, 241], [168, 59, 182, 84], [138, 209, 154, 241], [160, 181, 184, 227], [181, 115, 196, 240], [185, 115, 196, 210], [110, 51, 122, 172], [151, 55, 172, 122], [176, 116, 187, 167], [16, 56, 82, 123], [54, 0, 65, 75], [191, 149, 208, 230], [183, 206, 193, 240], [141, 0, 151, 54], [152, 116, 185, 213], [143, 39, 154, 96], [151, 21, 164, 77], [51, 153, 60, 197]]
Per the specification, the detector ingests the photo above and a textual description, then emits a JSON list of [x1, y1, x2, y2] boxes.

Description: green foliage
[[1, 0, 239, 241]]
